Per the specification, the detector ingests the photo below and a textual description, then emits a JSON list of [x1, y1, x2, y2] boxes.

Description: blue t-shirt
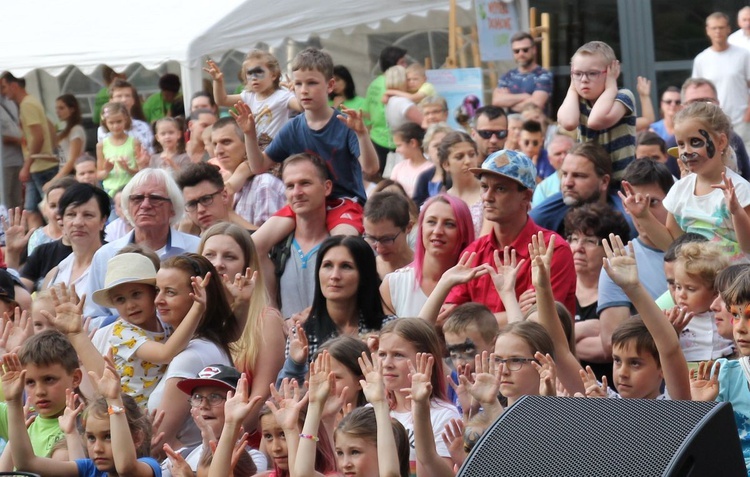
[[76, 457, 161, 476], [265, 109, 366, 204], [716, 358, 750, 475], [528, 192, 637, 239]]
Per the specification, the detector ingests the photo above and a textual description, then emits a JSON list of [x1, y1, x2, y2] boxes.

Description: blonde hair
[[675, 242, 729, 289], [198, 223, 268, 374], [242, 49, 281, 90], [100, 101, 132, 132], [673, 102, 734, 164], [572, 41, 616, 65], [406, 62, 426, 77], [385, 66, 407, 91]]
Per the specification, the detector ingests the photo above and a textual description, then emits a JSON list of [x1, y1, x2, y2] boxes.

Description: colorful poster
[[426, 68, 484, 131], [475, 0, 520, 61]]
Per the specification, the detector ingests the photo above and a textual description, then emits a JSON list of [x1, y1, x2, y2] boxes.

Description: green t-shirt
[[328, 95, 367, 114], [93, 87, 110, 125], [365, 75, 394, 149], [142, 92, 170, 124], [0, 402, 64, 457]]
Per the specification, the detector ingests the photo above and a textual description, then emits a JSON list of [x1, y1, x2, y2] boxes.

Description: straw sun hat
[[91, 253, 157, 308]]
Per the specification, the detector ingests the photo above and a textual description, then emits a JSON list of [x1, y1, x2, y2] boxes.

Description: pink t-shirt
[[389, 158, 433, 197]]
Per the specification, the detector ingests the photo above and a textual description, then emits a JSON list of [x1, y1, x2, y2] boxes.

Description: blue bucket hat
[[469, 149, 537, 191]]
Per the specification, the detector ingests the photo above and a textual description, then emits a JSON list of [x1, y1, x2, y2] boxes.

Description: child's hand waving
[[489, 246, 525, 296], [690, 360, 721, 402], [224, 373, 262, 426], [338, 108, 367, 135], [91, 352, 122, 400], [0, 353, 25, 403], [203, 59, 224, 81], [58, 388, 84, 434], [42, 283, 84, 335], [529, 232, 554, 290], [230, 101, 256, 137], [268, 378, 307, 432], [602, 234, 639, 292], [712, 172, 743, 215], [532, 352, 557, 396], [403, 353, 434, 404], [189, 272, 211, 308], [358, 351, 387, 406]]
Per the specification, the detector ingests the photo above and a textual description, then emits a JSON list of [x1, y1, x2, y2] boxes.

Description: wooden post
[[529, 7, 537, 32], [541, 12, 550, 69], [425, 57, 432, 70], [446, 0, 457, 68], [470, 25, 480, 66], [458, 28, 468, 68]]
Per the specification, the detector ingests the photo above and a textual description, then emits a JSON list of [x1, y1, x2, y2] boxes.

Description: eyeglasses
[[246, 67, 267, 80], [662, 99, 681, 105], [493, 357, 537, 371], [475, 129, 508, 140], [570, 70, 607, 81], [512, 47, 532, 54], [185, 190, 223, 212], [189, 393, 227, 408], [522, 139, 540, 147], [567, 235, 601, 248], [128, 194, 172, 207], [363, 231, 402, 246]]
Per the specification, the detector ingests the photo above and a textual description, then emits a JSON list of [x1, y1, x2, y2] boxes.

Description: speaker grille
[[458, 396, 724, 477]]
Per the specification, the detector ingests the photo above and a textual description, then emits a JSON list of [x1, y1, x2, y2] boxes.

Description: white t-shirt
[[692, 45, 750, 125], [391, 399, 459, 465], [239, 88, 295, 140], [679, 310, 735, 361], [662, 167, 750, 261], [387, 266, 428, 318], [58, 124, 86, 164], [729, 29, 750, 52], [385, 96, 416, 132], [146, 339, 232, 448]]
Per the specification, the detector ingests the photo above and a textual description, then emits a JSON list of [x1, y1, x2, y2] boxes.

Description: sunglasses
[[476, 129, 508, 140], [662, 99, 681, 105], [512, 47, 532, 54]]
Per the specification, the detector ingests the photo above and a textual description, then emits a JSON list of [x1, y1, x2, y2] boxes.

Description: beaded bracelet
[[299, 433, 320, 442]]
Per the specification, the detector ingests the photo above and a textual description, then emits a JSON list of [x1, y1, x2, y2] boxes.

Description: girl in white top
[[206, 50, 302, 143], [621, 101, 750, 261], [390, 122, 432, 197], [52, 94, 86, 180]]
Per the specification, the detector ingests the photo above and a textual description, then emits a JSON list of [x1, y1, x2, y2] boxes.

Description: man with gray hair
[[729, 6, 750, 51], [86, 168, 201, 324], [530, 142, 636, 238]]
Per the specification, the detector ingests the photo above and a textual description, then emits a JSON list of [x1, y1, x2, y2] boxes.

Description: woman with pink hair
[[380, 194, 475, 317]]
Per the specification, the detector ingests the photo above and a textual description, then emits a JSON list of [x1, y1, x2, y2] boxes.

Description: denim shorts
[[24, 166, 59, 212]]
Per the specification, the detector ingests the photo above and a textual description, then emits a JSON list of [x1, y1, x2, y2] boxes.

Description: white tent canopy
[[2, 0, 474, 108]]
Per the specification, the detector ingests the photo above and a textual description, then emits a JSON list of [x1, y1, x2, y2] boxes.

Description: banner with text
[[475, 0, 520, 61]]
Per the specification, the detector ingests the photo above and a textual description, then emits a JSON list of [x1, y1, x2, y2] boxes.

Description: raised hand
[[532, 352, 557, 396], [636, 76, 651, 97], [150, 409, 166, 454], [58, 388, 84, 434], [203, 59, 224, 81], [459, 351, 500, 405], [3, 307, 33, 353], [447, 364, 475, 418], [578, 366, 608, 398], [135, 145, 150, 170], [358, 352, 387, 405], [529, 232, 554, 289], [42, 283, 85, 335], [163, 443, 194, 477], [690, 360, 721, 401], [2, 207, 34, 254], [307, 351, 333, 406], [288, 323, 309, 365], [602, 234, 639, 291], [489, 246, 525, 295], [442, 418, 467, 467], [90, 352, 121, 400], [338, 107, 367, 135], [439, 251, 489, 288], [224, 373, 262, 426], [191, 407, 217, 445], [403, 353, 434, 404], [189, 272, 211, 307], [221, 268, 257, 306], [280, 74, 294, 91], [665, 306, 694, 335], [712, 172, 743, 214], [618, 181, 650, 219], [517, 288, 537, 314], [230, 101, 256, 137], [268, 378, 307, 432], [0, 353, 25, 402]]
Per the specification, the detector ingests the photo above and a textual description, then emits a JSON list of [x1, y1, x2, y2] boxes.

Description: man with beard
[[470, 106, 508, 159], [530, 142, 636, 238], [492, 32, 553, 114]]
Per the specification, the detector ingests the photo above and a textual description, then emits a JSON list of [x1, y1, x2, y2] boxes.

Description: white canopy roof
[[2, 0, 476, 108]]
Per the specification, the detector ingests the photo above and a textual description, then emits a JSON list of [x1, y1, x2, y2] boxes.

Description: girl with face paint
[[620, 101, 750, 261]]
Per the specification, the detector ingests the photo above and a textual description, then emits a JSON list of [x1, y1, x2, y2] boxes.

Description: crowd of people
[[1, 6, 750, 477]]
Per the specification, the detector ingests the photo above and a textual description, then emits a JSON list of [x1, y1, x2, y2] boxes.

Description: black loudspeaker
[[457, 396, 746, 477]]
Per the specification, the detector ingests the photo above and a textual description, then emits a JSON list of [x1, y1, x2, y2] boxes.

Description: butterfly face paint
[[699, 129, 715, 158], [246, 67, 267, 80]]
